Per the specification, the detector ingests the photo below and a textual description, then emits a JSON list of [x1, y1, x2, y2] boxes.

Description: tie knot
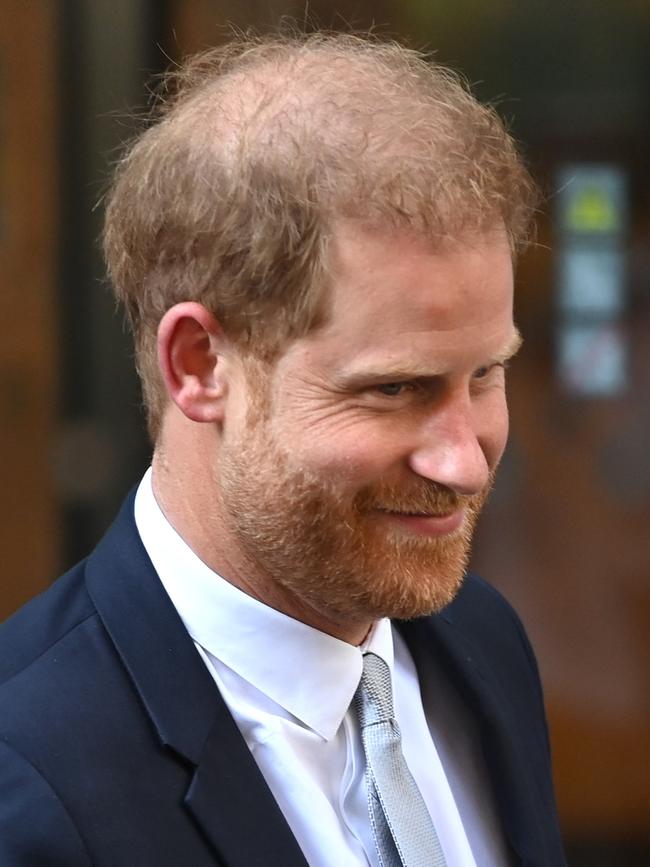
[[355, 652, 395, 727]]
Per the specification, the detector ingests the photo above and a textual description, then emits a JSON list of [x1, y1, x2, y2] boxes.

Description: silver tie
[[354, 652, 448, 867]]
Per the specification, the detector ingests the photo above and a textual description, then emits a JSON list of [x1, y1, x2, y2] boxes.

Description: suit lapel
[[397, 613, 545, 867], [84, 492, 308, 867], [183, 704, 309, 867]]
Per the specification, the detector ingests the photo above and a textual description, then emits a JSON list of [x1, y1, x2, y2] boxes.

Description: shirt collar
[[134, 468, 395, 741]]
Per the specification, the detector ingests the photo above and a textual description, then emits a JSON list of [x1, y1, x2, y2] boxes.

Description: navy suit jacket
[[0, 492, 566, 865]]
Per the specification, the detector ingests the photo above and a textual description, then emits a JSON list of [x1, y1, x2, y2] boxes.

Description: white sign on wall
[[555, 164, 628, 397]]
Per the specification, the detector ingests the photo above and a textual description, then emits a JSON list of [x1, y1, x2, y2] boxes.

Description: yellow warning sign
[[567, 186, 619, 233]]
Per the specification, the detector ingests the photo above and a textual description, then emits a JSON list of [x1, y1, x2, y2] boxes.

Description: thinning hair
[[103, 31, 538, 439]]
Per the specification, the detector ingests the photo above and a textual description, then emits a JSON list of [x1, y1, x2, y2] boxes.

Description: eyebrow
[[335, 328, 524, 388]]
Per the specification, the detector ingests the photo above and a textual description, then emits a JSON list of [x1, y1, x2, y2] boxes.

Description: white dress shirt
[[135, 469, 510, 866]]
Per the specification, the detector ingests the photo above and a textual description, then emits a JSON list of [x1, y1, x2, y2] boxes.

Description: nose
[[407, 399, 492, 496]]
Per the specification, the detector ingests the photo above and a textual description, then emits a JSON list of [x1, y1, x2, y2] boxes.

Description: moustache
[[356, 480, 477, 517]]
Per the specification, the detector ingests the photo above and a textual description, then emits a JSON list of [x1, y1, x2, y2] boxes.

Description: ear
[[157, 302, 231, 424]]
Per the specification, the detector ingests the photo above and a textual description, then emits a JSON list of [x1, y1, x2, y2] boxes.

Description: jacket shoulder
[[448, 572, 525, 623], [0, 562, 95, 688], [445, 573, 538, 662]]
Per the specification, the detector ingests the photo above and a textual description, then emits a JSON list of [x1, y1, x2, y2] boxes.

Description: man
[[0, 33, 566, 866]]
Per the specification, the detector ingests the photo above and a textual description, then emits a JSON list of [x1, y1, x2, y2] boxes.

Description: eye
[[375, 382, 409, 397], [473, 362, 505, 380]]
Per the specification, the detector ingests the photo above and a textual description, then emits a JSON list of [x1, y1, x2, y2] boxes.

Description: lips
[[382, 510, 454, 518], [375, 507, 465, 537]]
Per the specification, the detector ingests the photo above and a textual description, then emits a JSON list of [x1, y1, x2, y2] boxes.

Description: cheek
[[478, 392, 510, 468], [295, 428, 404, 484]]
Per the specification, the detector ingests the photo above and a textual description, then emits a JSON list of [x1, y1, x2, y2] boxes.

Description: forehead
[[298, 223, 516, 373]]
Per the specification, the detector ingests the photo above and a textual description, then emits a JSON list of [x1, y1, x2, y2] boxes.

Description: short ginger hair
[[103, 32, 538, 440]]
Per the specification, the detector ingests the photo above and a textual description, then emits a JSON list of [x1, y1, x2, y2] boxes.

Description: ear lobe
[[157, 302, 229, 423]]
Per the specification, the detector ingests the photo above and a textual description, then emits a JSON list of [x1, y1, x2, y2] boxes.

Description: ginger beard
[[218, 413, 494, 625]]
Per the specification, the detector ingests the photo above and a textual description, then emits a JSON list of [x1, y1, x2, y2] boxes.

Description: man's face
[[217, 223, 517, 629]]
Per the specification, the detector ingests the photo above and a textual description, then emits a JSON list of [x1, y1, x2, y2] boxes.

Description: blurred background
[[1, 1, 648, 863]]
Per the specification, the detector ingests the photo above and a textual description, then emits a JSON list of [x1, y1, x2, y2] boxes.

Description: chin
[[320, 566, 466, 626]]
